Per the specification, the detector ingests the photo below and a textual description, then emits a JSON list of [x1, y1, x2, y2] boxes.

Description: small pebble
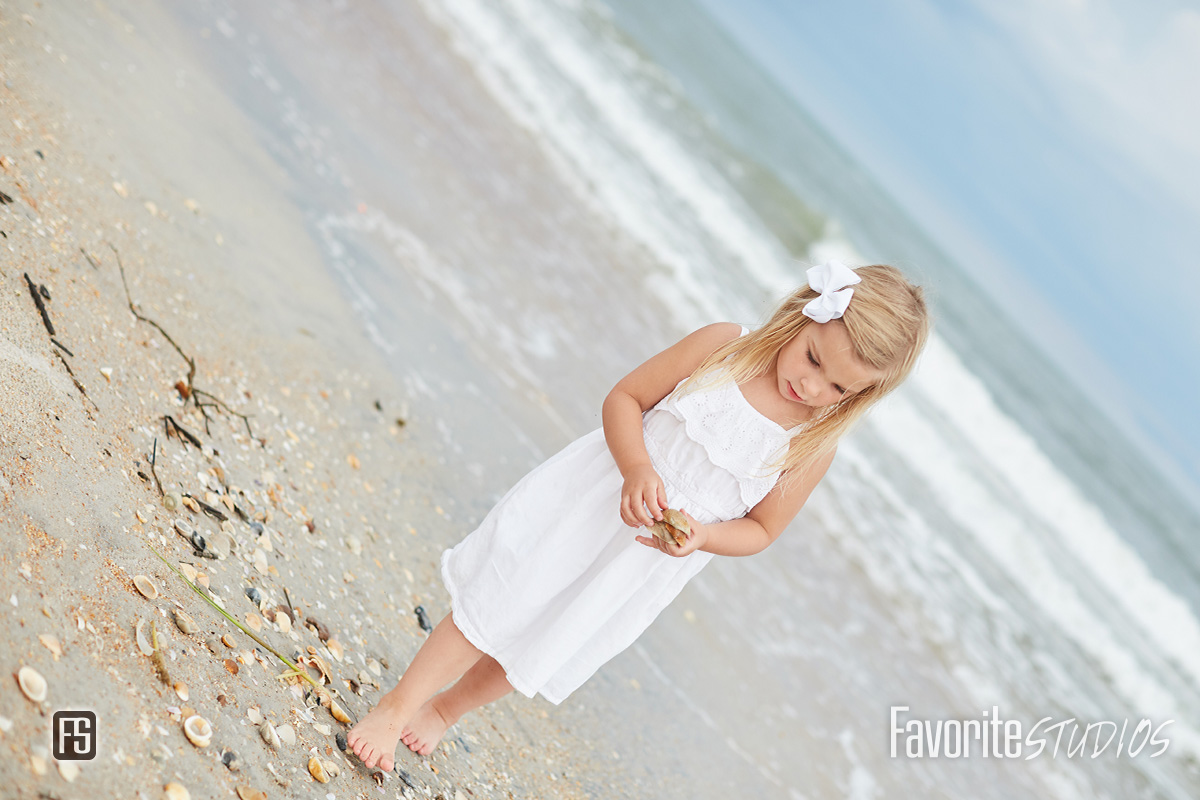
[[415, 606, 432, 633]]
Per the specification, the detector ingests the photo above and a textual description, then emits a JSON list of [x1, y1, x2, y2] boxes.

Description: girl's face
[[775, 321, 883, 411]]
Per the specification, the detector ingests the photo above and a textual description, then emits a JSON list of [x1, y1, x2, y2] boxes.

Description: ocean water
[[167, 0, 1200, 796]]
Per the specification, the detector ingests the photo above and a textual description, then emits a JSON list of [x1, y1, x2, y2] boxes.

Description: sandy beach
[[0, 2, 657, 798]]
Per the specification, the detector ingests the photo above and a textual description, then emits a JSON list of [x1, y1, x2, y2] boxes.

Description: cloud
[[965, 0, 1200, 210]]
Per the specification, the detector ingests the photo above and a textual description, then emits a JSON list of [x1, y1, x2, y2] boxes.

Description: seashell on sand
[[133, 575, 158, 600], [183, 715, 212, 748], [57, 760, 80, 782], [330, 700, 351, 725], [235, 787, 266, 800], [307, 756, 330, 783], [163, 492, 182, 511], [164, 781, 190, 800], [38, 634, 62, 659], [174, 682, 189, 701], [259, 720, 281, 749], [209, 531, 232, 560], [17, 667, 47, 703], [276, 723, 296, 746], [325, 638, 344, 661], [173, 609, 197, 635], [136, 619, 154, 656]]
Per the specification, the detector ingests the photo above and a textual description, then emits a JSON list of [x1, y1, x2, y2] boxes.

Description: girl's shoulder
[[695, 321, 748, 346]]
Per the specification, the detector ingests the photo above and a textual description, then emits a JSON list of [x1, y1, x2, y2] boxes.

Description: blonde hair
[[673, 264, 930, 492]]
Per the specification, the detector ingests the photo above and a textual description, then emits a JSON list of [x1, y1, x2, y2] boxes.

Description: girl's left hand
[[635, 509, 707, 558]]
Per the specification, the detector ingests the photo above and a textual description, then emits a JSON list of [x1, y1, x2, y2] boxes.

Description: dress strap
[[738, 324, 749, 337]]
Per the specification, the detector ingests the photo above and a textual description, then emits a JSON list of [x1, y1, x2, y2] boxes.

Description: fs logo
[[52, 711, 97, 760]]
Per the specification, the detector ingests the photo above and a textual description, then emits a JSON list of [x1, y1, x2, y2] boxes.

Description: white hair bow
[[802, 260, 861, 323]]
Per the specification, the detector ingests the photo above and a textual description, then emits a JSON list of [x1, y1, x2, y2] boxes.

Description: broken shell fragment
[[133, 575, 158, 600], [235, 787, 266, 800], [304, 616, 331, 642], [276, 723, 296, 746], [173, 609, 197, 635], [222, 749, 241, 771], [330, 700, 351, 724], [58, 759, 80, 782], [324, 760, 341, 778], [136, 618, 155, 656], [275, 613, 291, 634], [245, 587, 263, 608], [183, 715, 212, 748], [222, 633, 237, 648], [17, 666, 47, 703], [325, 638, 343, 661], [163, 492, 182, 511], [164, 782, 191, 800], [174, 682, 189, 701], [38, 633, 62, 659], [173, 519, 193, 538], [414, 605, 433, 633], [308, 756, 330, 783], [259, 720, 281, 749]]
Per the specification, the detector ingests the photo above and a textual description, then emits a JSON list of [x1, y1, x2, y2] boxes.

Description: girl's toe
[[379, 754, 395, 772]]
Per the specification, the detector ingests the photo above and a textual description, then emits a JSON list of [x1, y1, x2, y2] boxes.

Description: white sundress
[[440, 326, 802, 704]]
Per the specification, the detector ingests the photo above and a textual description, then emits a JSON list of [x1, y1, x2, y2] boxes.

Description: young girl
[[347, 261, 929, 772]]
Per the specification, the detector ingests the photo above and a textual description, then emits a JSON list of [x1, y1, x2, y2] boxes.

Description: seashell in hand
[[17, 666, 47, 703], [133, 575, 158, 600], [183, 715, 212, 748], [648, 508, 690, 547]]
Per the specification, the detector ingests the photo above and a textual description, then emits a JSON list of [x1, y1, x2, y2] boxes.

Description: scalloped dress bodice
[[642, 365, 798, 520]]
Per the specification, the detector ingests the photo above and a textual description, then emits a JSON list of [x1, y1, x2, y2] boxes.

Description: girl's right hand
[[620, 464, 667, 528]]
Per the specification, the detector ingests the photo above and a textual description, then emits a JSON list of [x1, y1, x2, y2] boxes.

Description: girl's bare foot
[[399, 697, 455, 756], [347, 696, 408, 772]]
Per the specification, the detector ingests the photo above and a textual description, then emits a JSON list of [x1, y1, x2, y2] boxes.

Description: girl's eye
[[834, 385, 847, 396], [807, 349, 819, 367]]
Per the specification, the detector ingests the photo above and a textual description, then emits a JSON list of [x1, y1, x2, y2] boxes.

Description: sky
[[697, 0, 1200, 495]]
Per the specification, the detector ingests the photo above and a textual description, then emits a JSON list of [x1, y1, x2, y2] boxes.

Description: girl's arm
[[705, 446, 837, 556], [603, 322, 744, 527], [636, 446, 837, 557]]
